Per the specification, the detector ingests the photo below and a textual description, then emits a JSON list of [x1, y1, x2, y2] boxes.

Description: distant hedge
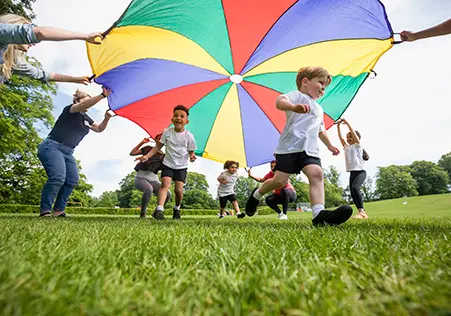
[[0, 204, 276, 216]]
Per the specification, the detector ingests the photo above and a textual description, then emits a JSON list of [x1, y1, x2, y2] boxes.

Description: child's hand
[[135, 155, 148, 163], [340, 118, 348, 125], [142, 137, 151, 143], [190, 154, 196, 162], [245, 167, 252, 174], [328, 145, 340, 156], [74, 76, 90, 85], [400, 30, 417, 42], [293, 104, 310, 114]]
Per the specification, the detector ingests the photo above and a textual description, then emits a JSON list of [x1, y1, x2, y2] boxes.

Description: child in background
[[217, 160, 242, 218], [337, 118, 369, 219]]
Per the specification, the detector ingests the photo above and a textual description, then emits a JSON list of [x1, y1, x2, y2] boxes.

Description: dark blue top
[[134, 146, 164, 173], [48, 105, 94, 148]]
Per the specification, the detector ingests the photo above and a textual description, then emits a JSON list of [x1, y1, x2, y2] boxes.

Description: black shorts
[[275, 151, 321, 174], [161, 165, 188, 183], [219, 194, 237, 208]]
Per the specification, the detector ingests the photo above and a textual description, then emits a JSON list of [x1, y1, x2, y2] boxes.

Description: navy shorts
[[275, 151, 321, 174], [219, 194, 237, 208], [161, 165, 188, 183]]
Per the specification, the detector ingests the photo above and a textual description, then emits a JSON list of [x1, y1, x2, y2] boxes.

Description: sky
[[28, 0, 451, 197]]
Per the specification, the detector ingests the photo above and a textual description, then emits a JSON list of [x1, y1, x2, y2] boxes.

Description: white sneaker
[[278, 213, 288, 220]]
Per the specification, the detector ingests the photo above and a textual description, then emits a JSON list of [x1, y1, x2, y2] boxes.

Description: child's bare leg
[[302, 164, 324, 212], [157, 177, 172, 207], [232, 200, 241, 214], [174, 181, 184, 207]]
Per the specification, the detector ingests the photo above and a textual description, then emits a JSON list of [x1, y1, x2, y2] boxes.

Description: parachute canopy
[[87, 0, 393, 167]]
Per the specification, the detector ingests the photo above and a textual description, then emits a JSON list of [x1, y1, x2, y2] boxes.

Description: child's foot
[[278, 213, 288, 220], [245, 188, 260, 217], [312, 205, 353, 227], [172, 207, 181, 220], [152, 208, 165, 220], [237, 212, 246, 219], [139, 213, 146, 219], [218, 214, 225, 219]]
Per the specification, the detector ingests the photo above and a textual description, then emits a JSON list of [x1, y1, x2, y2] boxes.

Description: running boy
[[244, 66, 352, 226], [138, 105, 196, 220]]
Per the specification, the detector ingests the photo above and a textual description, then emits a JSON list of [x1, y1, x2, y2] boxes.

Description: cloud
[[29, 1, 451, 197]]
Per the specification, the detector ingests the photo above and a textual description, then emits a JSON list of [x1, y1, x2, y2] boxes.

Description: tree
[[0, 58, 56, 159], [409, 160, 449, 195], [234, 176, 257, 207], [324, 165, 341, 187], [184, 172, 210, 192], [92, 191, 119, 208], [375, 165, 418, 200], [117, 172, 141, 208], [438, 152, 451, 183], [289, 174, 309, 203], [0, 0, 36, 19]]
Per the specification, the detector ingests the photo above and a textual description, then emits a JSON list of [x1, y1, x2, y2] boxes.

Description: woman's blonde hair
[[73, 89, 91, 103], [0, 14, 31, 79]]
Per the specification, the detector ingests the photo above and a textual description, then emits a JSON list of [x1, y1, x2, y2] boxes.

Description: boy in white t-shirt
[[244, 66, 353, 227], [138, 105, 197, 220]]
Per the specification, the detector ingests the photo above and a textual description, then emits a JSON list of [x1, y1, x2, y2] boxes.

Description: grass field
[[1, 195, 450, 315]]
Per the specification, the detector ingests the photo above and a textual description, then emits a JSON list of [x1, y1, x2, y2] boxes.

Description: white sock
[[311, 204, 324, 218], [156, 205, 164, 211], [253, 189, 263, 200], [174, 205, 180, 211]]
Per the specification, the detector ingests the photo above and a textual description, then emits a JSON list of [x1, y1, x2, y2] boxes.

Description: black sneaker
[[312, 205, 353, 227], [245, 188, 260, 217], [172, 207, 181, 220], [237, 212, 246, 219], [152, 209, 165, 220]]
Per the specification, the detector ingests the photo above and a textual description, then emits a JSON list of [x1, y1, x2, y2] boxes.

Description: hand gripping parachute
[[87, 0, 394, 167]]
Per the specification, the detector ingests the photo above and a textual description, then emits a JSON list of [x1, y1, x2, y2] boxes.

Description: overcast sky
[[28, 0, 451, 197]]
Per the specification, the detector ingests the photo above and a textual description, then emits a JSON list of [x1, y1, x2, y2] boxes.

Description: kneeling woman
[[38, 88, 112, 217], [130, 134, 171, 218]]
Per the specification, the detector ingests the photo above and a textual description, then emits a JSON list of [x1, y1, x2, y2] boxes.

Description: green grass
[[1, 195, 450, 315]]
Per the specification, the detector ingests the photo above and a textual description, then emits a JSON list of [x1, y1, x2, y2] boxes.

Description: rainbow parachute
[[87, 0, 393, 167]]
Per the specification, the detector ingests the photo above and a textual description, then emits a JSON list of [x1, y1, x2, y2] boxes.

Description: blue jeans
[[37, 138, 79, 213]]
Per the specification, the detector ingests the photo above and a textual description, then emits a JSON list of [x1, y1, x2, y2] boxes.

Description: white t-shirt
[[217, 171, 238, 197], [160, 127, 197, 169], [344, 143, 365, 172], [275, 90, 325, 158]]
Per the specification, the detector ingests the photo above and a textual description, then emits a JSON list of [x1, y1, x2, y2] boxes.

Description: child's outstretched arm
[[341, 118, 360, 144], [130, 137, 151, 156], [33, 26, 103, 44], [246, 167, 264, 183], [276, 95, 310, 113], [336, 119, 347, 147], [401, 18, 451, 42], [137, 142, 164, 162], [319, 130, 340, 155]]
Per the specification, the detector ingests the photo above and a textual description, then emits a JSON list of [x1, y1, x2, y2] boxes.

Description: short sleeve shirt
[[217, 171, 239, 197], [344, 143, 365, 172], [275, 90, 325, 158], [160, 128, 197, 169], [48, 105, 94, 148]]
